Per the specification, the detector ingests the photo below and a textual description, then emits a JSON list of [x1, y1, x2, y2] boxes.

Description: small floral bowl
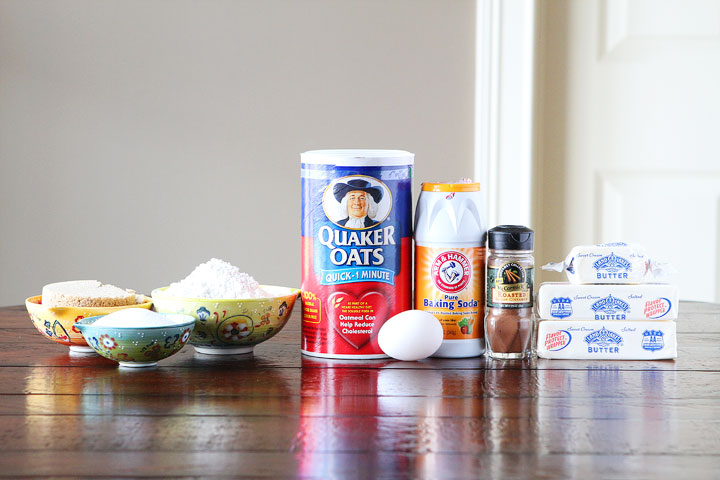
[[151, 286, 300, 355], [25, 295, 153, 353], [75, 313, 195, 367]]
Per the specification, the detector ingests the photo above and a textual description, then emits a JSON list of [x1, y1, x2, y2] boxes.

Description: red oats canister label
[[300, 150, 414, 359]]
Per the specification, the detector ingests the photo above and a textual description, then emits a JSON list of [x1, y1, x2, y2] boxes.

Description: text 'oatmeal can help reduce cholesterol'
[[300, 150, 414, 359]]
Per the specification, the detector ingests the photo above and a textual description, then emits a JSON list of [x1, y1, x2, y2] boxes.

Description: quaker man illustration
[[333, 178, 383, 228]]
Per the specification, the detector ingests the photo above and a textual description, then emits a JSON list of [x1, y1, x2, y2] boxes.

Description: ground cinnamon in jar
[[484, 225, 534, 359]]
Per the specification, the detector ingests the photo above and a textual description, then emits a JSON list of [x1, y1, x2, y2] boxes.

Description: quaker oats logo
[[592, 252, 631, 273], [641, 330, 664, 351], [431, 251, 471, 294], [322, 176, 392, 230], [550, 297, 573, 319]]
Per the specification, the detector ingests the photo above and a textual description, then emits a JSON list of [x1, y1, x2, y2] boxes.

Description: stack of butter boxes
[[535, 242, 678, 359]]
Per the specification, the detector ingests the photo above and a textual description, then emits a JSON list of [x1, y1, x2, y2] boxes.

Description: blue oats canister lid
[[300, 149, 414, 167], [488, 225, 534, 251]]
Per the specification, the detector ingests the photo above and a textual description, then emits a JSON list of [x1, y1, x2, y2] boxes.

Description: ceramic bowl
[[75, 313, 195, 367], [151, 286, 300, 355], [25, 295, 153, 353]]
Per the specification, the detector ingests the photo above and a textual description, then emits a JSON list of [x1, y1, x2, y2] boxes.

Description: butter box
[[542, 242, 672, 284], [537, 320, 677, 360], [537, 282, 678, 320]]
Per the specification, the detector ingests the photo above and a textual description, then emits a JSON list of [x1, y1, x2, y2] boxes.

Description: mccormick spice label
[[300, 151, 413, 359], [487, 262, 534, 308]]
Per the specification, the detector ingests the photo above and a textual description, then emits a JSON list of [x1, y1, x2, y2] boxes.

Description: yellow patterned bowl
[[151, 286, 300, 355], [25, 295, 153, 353]]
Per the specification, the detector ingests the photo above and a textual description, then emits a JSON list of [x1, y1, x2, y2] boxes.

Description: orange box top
[[421, 183, 481, 192]]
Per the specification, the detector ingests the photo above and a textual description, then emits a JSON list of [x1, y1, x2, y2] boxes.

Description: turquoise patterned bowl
[[75, 314, 195, 368]]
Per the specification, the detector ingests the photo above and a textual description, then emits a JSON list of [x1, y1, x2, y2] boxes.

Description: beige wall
[[0, 0, 476, 305]]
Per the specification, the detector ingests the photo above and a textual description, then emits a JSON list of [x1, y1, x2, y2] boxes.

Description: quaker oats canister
[[301, 150, 414, 359]]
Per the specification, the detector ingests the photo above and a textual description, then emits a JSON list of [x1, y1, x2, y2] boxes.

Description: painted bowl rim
[[25, 295, 153, 310], [150, 285, 300, 303], [75, 313, 196, 330]]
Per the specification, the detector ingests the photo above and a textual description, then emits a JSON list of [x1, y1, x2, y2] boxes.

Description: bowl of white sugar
[[151, 258, 300, 355], [75, 309, 195, 367]]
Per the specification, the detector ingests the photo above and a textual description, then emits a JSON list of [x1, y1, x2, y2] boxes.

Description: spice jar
[[485, 225, 534, 359]]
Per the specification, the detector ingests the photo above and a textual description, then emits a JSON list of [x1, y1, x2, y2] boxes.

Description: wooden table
[[1, 301, 719, 478]]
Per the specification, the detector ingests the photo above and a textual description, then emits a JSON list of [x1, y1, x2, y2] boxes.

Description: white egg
[[378, 310, 443, 361]]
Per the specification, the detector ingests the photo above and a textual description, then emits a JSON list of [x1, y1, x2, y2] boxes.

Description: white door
[[534, 0, 720, 302]]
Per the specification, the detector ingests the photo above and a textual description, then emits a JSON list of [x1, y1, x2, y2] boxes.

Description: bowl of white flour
[[151, 259, 299, 355]]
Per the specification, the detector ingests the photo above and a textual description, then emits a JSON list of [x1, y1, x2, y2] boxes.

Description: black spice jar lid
[[487, 225, 534, 250]]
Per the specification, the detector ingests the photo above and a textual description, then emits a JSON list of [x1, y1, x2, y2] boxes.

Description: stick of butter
[[537, 320, 677, 360], [537, 282, 678, 320], [542, 242, 673, 284]]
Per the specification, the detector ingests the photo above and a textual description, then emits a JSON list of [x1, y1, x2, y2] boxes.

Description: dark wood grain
[[1, 301, 719, 478]]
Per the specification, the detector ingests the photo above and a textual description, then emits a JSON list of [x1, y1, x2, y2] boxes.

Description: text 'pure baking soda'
[[301, 150, 414, 359], [414, 181, 488, 358]]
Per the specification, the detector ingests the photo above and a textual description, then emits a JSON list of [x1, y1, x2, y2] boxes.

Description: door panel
[[597, 171, 720, 302], [535, 0, 720, 301]]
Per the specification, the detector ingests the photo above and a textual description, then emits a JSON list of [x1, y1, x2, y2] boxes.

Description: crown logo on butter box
[[593, 252, 631, 273]]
